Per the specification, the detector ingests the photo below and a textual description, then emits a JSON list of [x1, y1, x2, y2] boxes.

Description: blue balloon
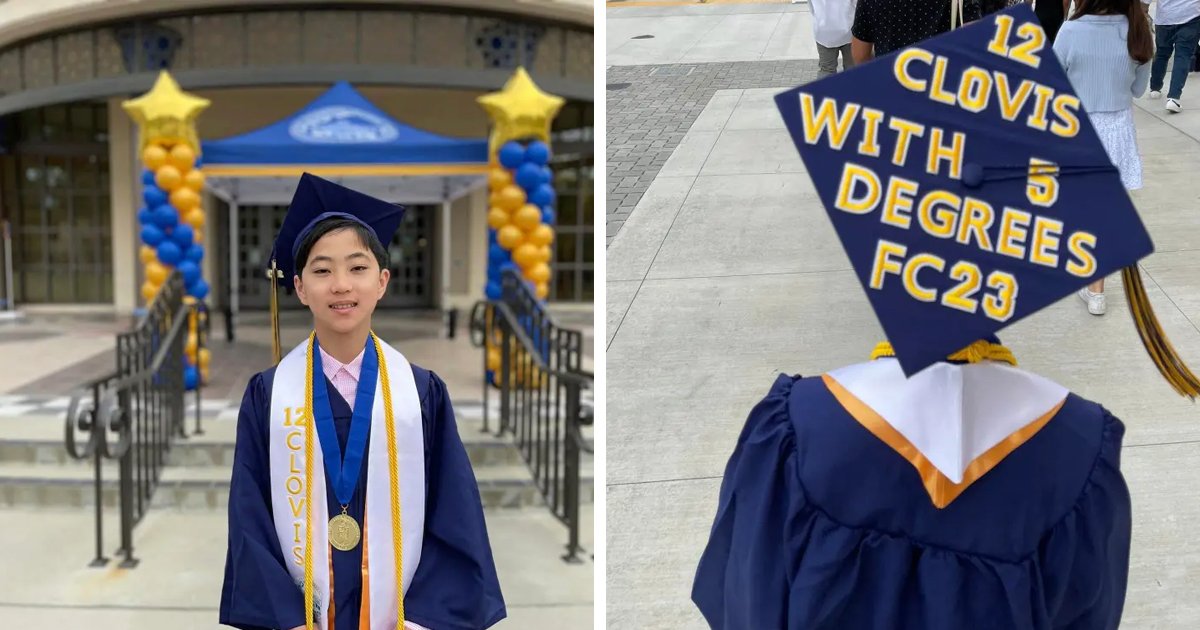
[[530, 184, 556, 208], [141, 170, 156, 186], [137, 206, 154, 225], [500, 261, 518, 276], [193, 155, 203, 168], [157, 241, 183, 266], [488, 243, 508, 263], [498, 142, 525, 169], [524, 140, 551, 165], [541, 207, 556, 224], [541, 165, 553, 184], [172, 224, 195, 249], [186, 244, 204, 263], [153, 204, 178, 230], [488, 230, 498, 246], [184, 365, 198, 390], [141, 225, 165, 247], [189, 279, 210, 300], [143, 186, 167, 207], [515, 162, 543, 190], [485, 281, 502, 300], [178, 260, 201, 286]]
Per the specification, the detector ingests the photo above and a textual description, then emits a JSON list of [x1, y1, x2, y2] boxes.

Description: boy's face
[[294, 228, 389, 336]]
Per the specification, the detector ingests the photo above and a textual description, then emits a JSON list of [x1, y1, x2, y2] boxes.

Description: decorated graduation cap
[[775, 5, 1200, 396], [266, 172, 406, 363]]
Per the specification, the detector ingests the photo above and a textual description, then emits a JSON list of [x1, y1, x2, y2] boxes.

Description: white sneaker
[[1078, 288, 1106, 315], [1150, 90, 1162, 99], [1167, 98, 1183, 113]]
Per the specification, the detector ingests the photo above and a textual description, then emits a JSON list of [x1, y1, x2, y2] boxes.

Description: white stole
[[827, 359, 1068, 484], [269, 336, 426, 630]]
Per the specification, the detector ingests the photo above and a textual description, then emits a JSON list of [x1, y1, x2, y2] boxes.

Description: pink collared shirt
[[319, 346, 364, 411]]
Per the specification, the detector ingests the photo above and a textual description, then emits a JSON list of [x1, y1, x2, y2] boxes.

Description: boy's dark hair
[[294, 217, 390, 275]]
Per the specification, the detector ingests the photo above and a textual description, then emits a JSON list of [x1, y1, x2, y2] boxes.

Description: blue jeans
[[1151, 14, 1200, 100]]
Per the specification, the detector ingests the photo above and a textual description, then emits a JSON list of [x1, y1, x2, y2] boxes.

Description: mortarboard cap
[[270, 172, 406, 281], [775, 5, 1199, 395], [266, 172, 406, 363]]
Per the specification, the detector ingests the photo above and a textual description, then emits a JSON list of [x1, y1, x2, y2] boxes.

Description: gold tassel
[[1121, 266, 1200, 398], [269, 259, 282, 365]]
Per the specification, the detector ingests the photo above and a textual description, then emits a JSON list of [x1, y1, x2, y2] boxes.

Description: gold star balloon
[[122, 70, 210, 153], [477, 67, 565, 151]]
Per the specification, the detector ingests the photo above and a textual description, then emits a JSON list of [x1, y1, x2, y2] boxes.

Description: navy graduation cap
[[265, 172, 405, 362], [772, 5, 1200, 395], [271, 172, 406, 281]]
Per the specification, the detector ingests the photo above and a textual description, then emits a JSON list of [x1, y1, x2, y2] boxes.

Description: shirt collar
[[318, 345, 365, 381]]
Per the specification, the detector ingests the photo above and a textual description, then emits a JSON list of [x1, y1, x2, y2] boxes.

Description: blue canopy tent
[[200, 81, 490, 324]]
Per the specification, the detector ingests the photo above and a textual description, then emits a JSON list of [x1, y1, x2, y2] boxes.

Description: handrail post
[[116, 389, 138, 568], [88, 382, 108, 567], [562, 380, 582, 564]]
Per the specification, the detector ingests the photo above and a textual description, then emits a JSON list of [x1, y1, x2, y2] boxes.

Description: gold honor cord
[[371, 331, 406, 628], [270, 260, 283, 365], [1122, 266, 1200, 398], [304, 332, 316, 630], [870, 339, 1018, 367]]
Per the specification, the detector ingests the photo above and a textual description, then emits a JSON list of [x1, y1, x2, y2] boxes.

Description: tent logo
[[288, 106, 399, 144]]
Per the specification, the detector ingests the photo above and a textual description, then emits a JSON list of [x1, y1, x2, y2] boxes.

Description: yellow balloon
[[498, 185, 526, 212], [487, 208, 510, 230], [186, 333, 198, 357], [142, 145, 168, 170], [529, 262, 551, 284], [141, 282, 159, 302], [183, 169, 206, 192], [194, 229, 204, 244], [185, 210, 205, 230], [529, 224, 555, 247], [198, 348, 211, 368], [539, 245, 552, 263], [488, 168, 511, 190], [145, 261, 168, 285], [498, 225, 524, 250], [535, 282, 549, 300], [170, 187, 200, 212], [514, 243, 539, 268], [169, 144, 196, 171], [487, 347, 501, 371], [155, 165, 181, 190], [513, 204, 541, 232], [140, 245, 157, 264]]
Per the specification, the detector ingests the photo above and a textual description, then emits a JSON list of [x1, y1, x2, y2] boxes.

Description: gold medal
[[329, 510, 361, 551]]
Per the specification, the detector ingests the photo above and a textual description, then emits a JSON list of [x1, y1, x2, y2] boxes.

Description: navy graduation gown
[[220, 365, 506, 630], [692, 373, 1132, 630]]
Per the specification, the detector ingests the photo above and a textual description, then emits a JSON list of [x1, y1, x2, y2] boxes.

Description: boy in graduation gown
[[219, 173, 506, 630], [692, 5, 1199, 629]]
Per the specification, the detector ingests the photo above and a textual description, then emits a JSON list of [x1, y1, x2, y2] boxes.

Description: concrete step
[[0, 414, 530, 468], [0, 461, 595, 512]]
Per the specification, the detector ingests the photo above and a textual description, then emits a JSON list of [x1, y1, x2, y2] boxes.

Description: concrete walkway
[[607, 2, 1200, 628]]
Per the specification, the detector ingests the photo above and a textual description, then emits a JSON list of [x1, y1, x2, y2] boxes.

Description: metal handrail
[[470, 268, 593, 562], [63, 271, 201, 568]]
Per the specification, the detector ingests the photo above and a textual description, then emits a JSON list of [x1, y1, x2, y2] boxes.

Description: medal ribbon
[[311, 334, 379, 508]]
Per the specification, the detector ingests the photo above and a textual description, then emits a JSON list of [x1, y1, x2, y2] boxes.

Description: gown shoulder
[[693, 373, 1132, 630]]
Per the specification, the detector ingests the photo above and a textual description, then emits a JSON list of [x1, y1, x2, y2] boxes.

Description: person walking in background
[[1145, 0, 1200, 112], [851, 0, 984, 63], [1035, 0, 1073, 42], [811, 0, 858, 78], [1054, 0, 1153, 315]]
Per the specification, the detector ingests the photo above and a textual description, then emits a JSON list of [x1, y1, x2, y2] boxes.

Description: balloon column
[[486, 139, 556, 302], [124, 71, 212, 390], [477, 68, 564, 386]]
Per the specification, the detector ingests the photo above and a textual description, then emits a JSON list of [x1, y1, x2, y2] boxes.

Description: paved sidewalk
[[607, 2, 1200, 628]]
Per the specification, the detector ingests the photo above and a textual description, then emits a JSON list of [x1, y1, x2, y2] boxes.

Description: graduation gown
[[692, 371, 1132, 630], [219, 364, 506, 630]]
